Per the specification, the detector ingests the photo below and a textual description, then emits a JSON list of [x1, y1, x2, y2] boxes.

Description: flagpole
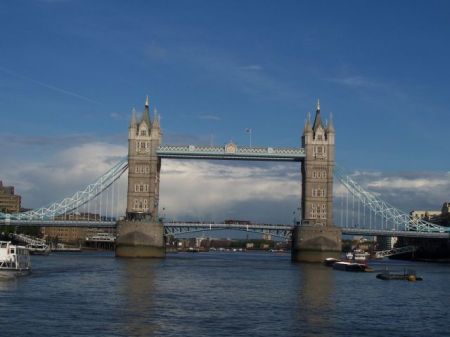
[[245, 128, 252, 147]]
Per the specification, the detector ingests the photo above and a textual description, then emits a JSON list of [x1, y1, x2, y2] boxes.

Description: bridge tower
[[291, 100, 342, 262], [116, 97, 165, 258]]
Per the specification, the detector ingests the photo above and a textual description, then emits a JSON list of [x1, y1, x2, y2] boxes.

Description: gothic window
[[140, 185, 144, 192], [139, 200, 143, 209], [135, 166, 139, 173], [140, 130, 147, 136], [133, 199, 138, 209], [134, 185, 138, 192], [144, 184, 149, 192], [317, 135, 323, 141], [145, 166, 150, 173], [140, 141, 145, 149]]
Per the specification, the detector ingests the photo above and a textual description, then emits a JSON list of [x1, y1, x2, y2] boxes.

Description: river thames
[[0, 252, 449, 337]]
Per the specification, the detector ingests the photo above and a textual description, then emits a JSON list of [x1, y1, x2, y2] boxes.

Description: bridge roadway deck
[[340, 227, 450, 239], [157, 145, 305, 161], [2, 220, 448, 239]]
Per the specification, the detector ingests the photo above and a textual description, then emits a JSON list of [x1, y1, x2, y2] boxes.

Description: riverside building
[[0, 180, 21, 213]]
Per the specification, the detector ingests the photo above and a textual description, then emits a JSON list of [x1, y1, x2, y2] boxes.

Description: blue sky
[[1, 0, 449, 220]]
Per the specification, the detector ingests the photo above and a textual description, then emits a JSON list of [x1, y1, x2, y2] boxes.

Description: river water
[[0, 251, 449, 337]]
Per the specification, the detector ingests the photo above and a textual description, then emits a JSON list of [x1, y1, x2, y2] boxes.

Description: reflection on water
[[294, 263, 335, 337], [0, 252, 449, 337], [0, 277, 18, 291], [118, 259, 161, 337]]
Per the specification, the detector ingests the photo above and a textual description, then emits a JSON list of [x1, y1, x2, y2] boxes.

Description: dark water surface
[[0, 252, 449, 337]]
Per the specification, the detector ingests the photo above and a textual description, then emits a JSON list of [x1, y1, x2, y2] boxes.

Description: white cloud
[[1, 142, 127, 208], [337, 170, 450, 212], [325, 75, 382, 88], [3, 141, 448, 224], [159, 160, 301, 222]]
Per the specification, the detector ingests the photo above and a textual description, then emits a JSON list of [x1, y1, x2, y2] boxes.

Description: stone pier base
[[291, 225, 342, 262], [115, 220, 165, 258]]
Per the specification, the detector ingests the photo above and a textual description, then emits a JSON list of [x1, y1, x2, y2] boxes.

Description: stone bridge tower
[[291, 100, 342, 262], [116, 97, 165, 258]]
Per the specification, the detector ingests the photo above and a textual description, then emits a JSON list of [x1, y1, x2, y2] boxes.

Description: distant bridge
[[2, 220, 448, 240], [1, 153, 449, 239]]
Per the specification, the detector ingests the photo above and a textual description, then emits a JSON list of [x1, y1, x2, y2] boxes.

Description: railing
[[157, 144, 305, 161], [375, 245, 417, 258]]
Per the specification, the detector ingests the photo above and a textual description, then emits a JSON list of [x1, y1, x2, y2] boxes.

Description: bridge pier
[[115, 220, 165, 258], [116, 97, 165, 258], [291, 225, 342, 262]]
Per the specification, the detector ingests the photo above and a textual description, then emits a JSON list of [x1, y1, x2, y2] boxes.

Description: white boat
[[354, 249, 370, 261], [0, 241, 31, 278], [86, 232, 116, 242], [346, 249, 370, 262], [323, 257, 339, 266], [27, 243, 51, 255], [333, 261, 368, 272]]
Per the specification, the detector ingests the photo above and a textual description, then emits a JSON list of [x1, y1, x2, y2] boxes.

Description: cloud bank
[[1, 141, 448, 224]]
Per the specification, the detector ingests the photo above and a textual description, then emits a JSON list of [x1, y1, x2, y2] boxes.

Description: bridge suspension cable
[[334, 166, 449, 233], [0, 157, 128, 221]]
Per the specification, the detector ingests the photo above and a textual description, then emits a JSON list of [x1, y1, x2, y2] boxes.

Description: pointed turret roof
[[327, 112, 335, 133], [152, 107, 160, 129], [130, 107, 137, 127], [312, 99, 323, 132], [304, 111, 312, 134], [141, 95, 151, 126]]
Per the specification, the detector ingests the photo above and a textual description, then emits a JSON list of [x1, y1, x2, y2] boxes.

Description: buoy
[[407, 275, 416, 282]]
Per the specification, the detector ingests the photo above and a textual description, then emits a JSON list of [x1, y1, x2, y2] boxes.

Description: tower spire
[[304, 111, 312, 133], [130, 107, 137, 127], [327, 112, 335, 133], [312, 99, 323, 132], [153, 107, 160, 128], [141, 96, 151, 126]]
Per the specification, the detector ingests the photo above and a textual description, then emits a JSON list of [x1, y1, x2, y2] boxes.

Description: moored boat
[[86, 232, 116, 242], [323, 257, 339, 266], [346, 249, 370, 262], [27, 243, 51, 255], [0, 241, 31, 278], [376, 269, 423, 281], [332, 261, 368, 272]]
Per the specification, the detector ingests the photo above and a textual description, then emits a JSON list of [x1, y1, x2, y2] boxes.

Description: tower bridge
[[1, 97, 448, 261], [114, 97, 339, 261]]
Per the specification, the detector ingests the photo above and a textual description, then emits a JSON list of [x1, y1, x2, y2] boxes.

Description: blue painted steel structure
[[157, 144, 305, 161], [0, 149, 449, 238]]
